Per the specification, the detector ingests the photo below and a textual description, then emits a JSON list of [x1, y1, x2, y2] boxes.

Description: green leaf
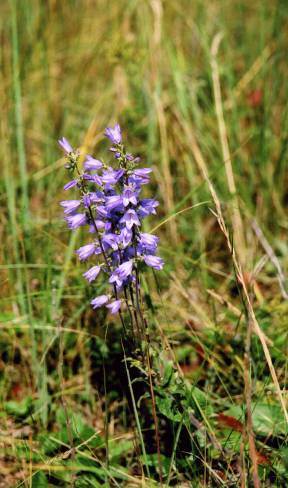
[[224, 403, 287, 436], [141, 453, 171, 477], [109, 439, 134, 463], [5, 396, 33, 418], [156, 395, 182, 422], [31, 471, 48, 488], [251, 403, 287, 436]]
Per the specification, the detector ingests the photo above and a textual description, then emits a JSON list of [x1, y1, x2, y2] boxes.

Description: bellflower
[[76, 243, 96, 261], [64, 179, 78, 191], [106, 300, 122, 314], [66, 213, 87, 229], [104, 124, 122, 144], [120, 209, 140, 230], [60, 200, 81, 214], [138, 233, 159, 254], [144, 255, 164, 270], [123, 186, 138, 207], [59, 137, 73, 154], [59, 122, 164, 320], [84, 155, 103, 171], [91, 295, 109, 309], [83, 265, 101, 283]]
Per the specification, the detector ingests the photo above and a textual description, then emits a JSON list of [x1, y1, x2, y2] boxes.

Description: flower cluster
[[59, 124, 164, 315]]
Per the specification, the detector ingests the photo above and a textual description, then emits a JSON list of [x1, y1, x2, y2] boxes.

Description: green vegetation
[[1, 0, 287, 485]]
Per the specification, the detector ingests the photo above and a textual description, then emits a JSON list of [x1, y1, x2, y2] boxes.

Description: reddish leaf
[[217, 413, 244, 433], [256, 450, 270, 465], [10, 384, 23, 399], [247, 89, 263, 108]]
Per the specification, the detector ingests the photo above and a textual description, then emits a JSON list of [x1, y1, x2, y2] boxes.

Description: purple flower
[[144, 255, 164, 270], [129, 168, 152, 186], [104, 124, 122, 144], [118, 260, 133, 279], [133, 168, 152, 178], [82, 194, 92, 207], [90, 191, 104, 204], [65, 213, 87, 229], [123, 186, 138, 207], [58, 137, 73, 154], [138, 199, 159, 217], [106, 299, 121, 314], [84, 155, 103, 171], [88, 220, 106, 233], [64, 179, 78, 191], [120, 209, 140, 230], [105, 195, 123, 212], [119, 227, 132, 248], [96, 205, 108, 219], [60, 200, 81, 214], [109, 272, 123, 288], [83, 173, 103, 186], [109, 260, 133, 287], [83, 265, 101, 282], [138, 233, 159, 254], [102, 233, 119, 251], [102, 168, 124, 185], [91, 295, 109, 309], [76, 243, 96, 261]]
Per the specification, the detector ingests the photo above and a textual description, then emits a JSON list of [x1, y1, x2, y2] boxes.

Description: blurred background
[[1, 0, 288, 485]]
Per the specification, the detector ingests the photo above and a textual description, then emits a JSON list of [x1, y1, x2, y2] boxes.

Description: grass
[[1, 0, 288, 486]]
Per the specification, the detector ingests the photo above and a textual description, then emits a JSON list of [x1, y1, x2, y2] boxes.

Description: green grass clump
[[0, 0, 287, 486]]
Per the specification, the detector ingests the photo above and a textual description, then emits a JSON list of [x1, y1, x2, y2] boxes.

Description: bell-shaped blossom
[[105, 195, 123, 212], [66, 213, 87, 229], [144, 255, 164, 270], [102, 168, 124, 185], [59, 137, 73, 154], [138, 199, 159, 217], [106, 299, 122, 314], [60, 200, 81, 214], [138, 233, 159, 254], [64, 179, 78, 191], [96, 205, 108, 219], [76, 243, 96, 261], [102, 233, 119, 251], [84, 155, 103, 171], [133, 168, 152, 178], [83, 265, 101, 283], [123, 186, 138, 207], [83, 173, 103, 186], [120, 209, 140, 230], [104, 124, 122, 144], [109, 260, 133, 287], [119, 227, 132, 248], [91, 295, 109, 309]]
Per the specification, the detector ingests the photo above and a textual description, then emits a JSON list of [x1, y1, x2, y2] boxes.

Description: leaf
[[162, 360, 174, 386], [251, 403, 287, 436], [255, 450, 270, 465], [5, 396, 33, 418], [141, 453, 171, 477], [32, 471, 48, 487], [109, 439, 134, 463], [223, 403, 287, 437], [188, 386, 214, 417], [156, 395, 182, 422], [217, 413, 244, 433]]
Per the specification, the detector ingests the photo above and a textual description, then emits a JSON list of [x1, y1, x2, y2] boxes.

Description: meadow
[[1, 0, 288, 486]]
